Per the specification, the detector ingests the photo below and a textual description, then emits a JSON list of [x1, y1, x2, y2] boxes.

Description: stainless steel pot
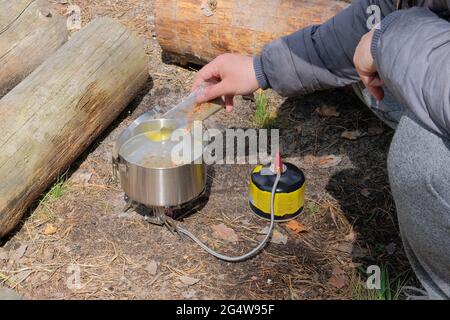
[[113, 114, 206, 207]]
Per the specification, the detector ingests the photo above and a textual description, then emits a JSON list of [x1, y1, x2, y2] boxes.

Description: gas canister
[[249, 162, 305, 221]]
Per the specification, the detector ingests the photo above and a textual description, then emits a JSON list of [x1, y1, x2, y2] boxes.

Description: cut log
[[0, 17, 148, 238], [155, 0, 349, 65], [0, 0, 68, 98]]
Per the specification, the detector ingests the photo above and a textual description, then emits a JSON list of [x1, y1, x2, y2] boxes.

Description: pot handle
[[112, 156, 128, 179], [112, 156, 119, 179]]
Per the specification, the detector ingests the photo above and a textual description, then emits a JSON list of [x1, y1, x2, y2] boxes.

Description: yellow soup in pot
[[144, 127, 173, 142]]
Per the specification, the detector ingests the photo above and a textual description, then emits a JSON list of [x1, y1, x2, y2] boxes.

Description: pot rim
[[117, 154, 205, 171], [115, 116, 205, 170]]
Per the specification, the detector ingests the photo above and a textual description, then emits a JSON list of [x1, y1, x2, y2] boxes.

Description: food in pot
[[119, 128, 202, 169], [144, 127, 173, 142]]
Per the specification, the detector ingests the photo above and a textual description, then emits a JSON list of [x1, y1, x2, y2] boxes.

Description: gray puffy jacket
[[254, 0, 450, 138]]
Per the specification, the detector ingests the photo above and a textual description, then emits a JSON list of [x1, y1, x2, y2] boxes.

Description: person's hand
[[354, 29, 384, 101], [192, 53, 259, 112]]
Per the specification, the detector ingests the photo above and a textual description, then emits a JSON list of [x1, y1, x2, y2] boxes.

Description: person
[[193, 0, 450, 299]]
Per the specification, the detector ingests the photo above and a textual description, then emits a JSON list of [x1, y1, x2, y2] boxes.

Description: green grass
[[377, 265, 410, 300], [351, 264, 408, 300], [0, 271, 15, 288], [351, 274, 380, 300], [255, 90, 276, 129], [306, 202, 319, 215], [45, 173, 68, 201], [33, 171, 69, 221]]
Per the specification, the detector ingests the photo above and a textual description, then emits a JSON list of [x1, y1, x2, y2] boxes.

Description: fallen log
[[155, 0, 348, 65], [0, 0, 68, 98], [0, 17, 148, 238]]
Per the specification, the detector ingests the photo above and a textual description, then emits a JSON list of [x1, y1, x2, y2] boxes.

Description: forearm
[[254, 0, 396, 96]]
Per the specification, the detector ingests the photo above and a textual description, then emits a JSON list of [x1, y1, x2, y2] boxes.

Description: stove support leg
[[122, 195, 138, 214]]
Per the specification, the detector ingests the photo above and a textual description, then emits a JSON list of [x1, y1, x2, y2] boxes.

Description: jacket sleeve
[[253, 0, 396, 96], [372, 7, 450, 138]]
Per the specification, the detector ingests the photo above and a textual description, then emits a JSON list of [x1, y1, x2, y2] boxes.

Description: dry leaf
[[11, 244, 28, 262], [179, 276, 200, 287], [285, 220, 308, 234], [182, 289, 197, 299], [341, 130, 363, 140], [315, 105, 340, 117], [344, 229, 356, 242], [71, 169, 92, 185], [43, 224, 57, 235], [351, 246, 369, 259], [271, 230, 288, 245], [328, 266, 348, 289], [258, 227, 287, 245], [386, 242, 397, 255], [211, 223, 238, 243], [336, 242, 354, 254], [304, 154, 342, 168], [317, 155, 342, 168], [10, 270, 33, 285], [0, 248, 8, 260], [43, 248, 55, 260], [145, 261, 158, 276], [360, 188, 371, 198], [368, 126, 384, 136], [349, 262, 363, 269], [303, 155, 316, 167]]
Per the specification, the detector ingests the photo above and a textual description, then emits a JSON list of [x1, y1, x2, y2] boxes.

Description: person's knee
[[387, 117, 419, 195], [388, 115, 450, 298]]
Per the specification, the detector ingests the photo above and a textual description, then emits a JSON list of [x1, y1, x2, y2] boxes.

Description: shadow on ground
[[278, 88, 416, 294]]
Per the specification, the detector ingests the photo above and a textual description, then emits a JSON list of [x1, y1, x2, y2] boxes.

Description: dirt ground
[[0, 0, 417, 300]]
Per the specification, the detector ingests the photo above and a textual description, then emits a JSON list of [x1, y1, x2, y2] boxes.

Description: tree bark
[[0, 0, 68, 98], [0, 17, 148, 238], [155, 0, 348, 65]]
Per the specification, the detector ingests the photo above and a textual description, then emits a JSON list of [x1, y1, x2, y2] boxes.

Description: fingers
[[367, 85, 385, 101], [196, 81, 229, 104], [367, 75, 385, 100], [367, 76, 384, 87], [359, 73, 384, 101], [224, 95, 234, 113], [192, 60, 220, 91], [195, 81, 234, 112]]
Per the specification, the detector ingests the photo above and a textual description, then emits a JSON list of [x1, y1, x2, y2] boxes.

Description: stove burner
[[121, 189, 208, 223]]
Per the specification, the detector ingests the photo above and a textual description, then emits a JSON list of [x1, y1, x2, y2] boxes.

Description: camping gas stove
[[121, 189, 208, 229], [112, 99, 306, 261]]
